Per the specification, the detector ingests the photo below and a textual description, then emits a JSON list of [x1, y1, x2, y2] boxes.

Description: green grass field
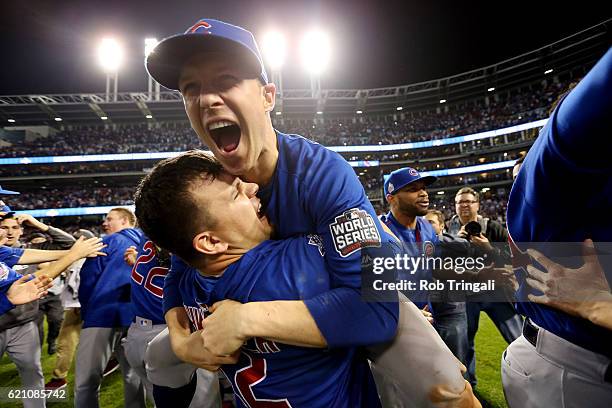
[[1, 314, 509, 407]]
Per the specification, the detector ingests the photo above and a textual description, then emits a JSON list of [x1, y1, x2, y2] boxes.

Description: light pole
[[97, 38, 123, 102], [145, 38, 161, 100], [261, 31, 287, 115], [300, 30, 330, 99]]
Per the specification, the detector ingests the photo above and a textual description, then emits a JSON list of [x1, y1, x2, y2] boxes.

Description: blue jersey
[[170, 236, 379, 408], [380, 213, 438, 305], [0, 245, 24, 267], [256, 132, 399, 347], [507, 47, 612, 357], [167, 132, 399, 348], [130, 235, 168, 324], [0, 261, 24, 315], [79, 228, 143, 328]]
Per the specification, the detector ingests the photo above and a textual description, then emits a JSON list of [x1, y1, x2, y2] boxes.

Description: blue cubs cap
[[384, 167, 437, 196], [146, 19, 268, 91], [0, 185, 19, 195], [0, 202, 15, 219]]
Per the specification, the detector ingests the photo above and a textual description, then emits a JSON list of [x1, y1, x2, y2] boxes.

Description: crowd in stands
[[0, 78, 567, 159], [11, 186, 134, 210]]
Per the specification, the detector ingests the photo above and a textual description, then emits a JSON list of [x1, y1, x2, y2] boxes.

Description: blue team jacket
[[79, 228, 143, 328]]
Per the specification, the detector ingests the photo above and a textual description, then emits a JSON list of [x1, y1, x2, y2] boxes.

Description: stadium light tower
[[261, 31, 286, 97], [97, 38, 123, 102], [145, 38, 161, 101], [300, 30, 331, 99]]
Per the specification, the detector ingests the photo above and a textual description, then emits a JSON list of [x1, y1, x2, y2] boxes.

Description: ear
[[385, 193, 394, 204], [262, 83, 277, 112], [192, 231, 229, 256]]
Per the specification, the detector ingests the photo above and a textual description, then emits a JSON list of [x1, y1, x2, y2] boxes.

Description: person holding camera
[[447, 187, 523, 389]]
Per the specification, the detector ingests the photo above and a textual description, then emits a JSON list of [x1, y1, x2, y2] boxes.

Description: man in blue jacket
[[75, 208, 146, 408]]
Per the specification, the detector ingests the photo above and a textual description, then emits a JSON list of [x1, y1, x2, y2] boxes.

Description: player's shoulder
[[277, 130, 347, 171], [104, 228, 142, 246]]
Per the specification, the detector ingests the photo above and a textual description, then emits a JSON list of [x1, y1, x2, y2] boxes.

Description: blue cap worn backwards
[[146, 19, 268, 91], [384, 167, 437, 196]]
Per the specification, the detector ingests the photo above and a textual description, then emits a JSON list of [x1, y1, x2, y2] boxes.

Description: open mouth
[[208, 121, 241, 153]]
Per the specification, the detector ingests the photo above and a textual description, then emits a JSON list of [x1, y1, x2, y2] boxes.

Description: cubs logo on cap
[[188, 21, 212, 34], [145, 18, 268, 91], [384, 167, 437, 197]]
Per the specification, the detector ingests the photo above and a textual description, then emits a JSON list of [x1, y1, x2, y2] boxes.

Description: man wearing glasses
[[447, 187, 522, 389]]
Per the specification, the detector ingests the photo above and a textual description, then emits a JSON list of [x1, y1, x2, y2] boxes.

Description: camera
[[464, 221, 482, 238]]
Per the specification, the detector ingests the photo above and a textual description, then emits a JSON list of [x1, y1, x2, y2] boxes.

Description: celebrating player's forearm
[[34, 237, 106, 280], [201, 299, 326, 356], [16, 248, 70, 265], [165, 306, 239, 370]]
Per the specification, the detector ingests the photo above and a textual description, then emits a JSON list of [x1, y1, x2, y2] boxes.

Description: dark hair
[[134, 150, 223, 263]]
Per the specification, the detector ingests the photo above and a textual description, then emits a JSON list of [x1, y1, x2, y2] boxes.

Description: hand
[[124, 246, 138, 266], [475, 264, 518, 291], [421, 304, 434, 324], [14, 214, 47, 231], [6, 274, 53, 305], [69, 236, 107, 259], [525, 239, 611, 321], [0, 229, 7, 246], [457, 225, 469, 240], [429, 380, 482, 408], [469, 233, 493, 252], [201, 299, 248, 357], [172, 328, 239, 371]]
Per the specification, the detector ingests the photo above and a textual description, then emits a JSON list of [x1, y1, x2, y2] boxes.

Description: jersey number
[[231, 353, 292, 408], [131, 241, 168, 298]]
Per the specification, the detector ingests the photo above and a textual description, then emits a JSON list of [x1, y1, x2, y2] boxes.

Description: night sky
[[0, 0, 607, 95]]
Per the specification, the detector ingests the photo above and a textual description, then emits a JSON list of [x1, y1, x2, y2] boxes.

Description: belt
[[522, 317, 539, 347], [523, 318, 612, 384]]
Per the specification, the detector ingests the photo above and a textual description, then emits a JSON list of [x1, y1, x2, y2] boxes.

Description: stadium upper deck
[[0, 20, 608, 126]]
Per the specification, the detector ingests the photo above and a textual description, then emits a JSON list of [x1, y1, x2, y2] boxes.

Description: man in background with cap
[[381, 166, 440, 304], [145, 18, 478, 407]]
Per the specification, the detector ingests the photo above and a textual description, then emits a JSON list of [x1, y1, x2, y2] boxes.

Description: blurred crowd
[[0, 79, 567, 158]]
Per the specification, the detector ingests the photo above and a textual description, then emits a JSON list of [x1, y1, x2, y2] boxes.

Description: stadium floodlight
[[7, 119, 15, 123], [261, 31, 287, 71], [144, 38, 158, 57], [144, 38, 161, 101], [439, 99, 447, 104], [300, 30, 331, 75], [54, 117, 63, 122], [487, 87, 495, 92], [98, 38, 123, 73], [544, 68, 553, 74], [396, 106, 403, 111]]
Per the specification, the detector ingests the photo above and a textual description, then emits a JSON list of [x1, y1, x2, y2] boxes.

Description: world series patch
[[329, 208, 381, 257]]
